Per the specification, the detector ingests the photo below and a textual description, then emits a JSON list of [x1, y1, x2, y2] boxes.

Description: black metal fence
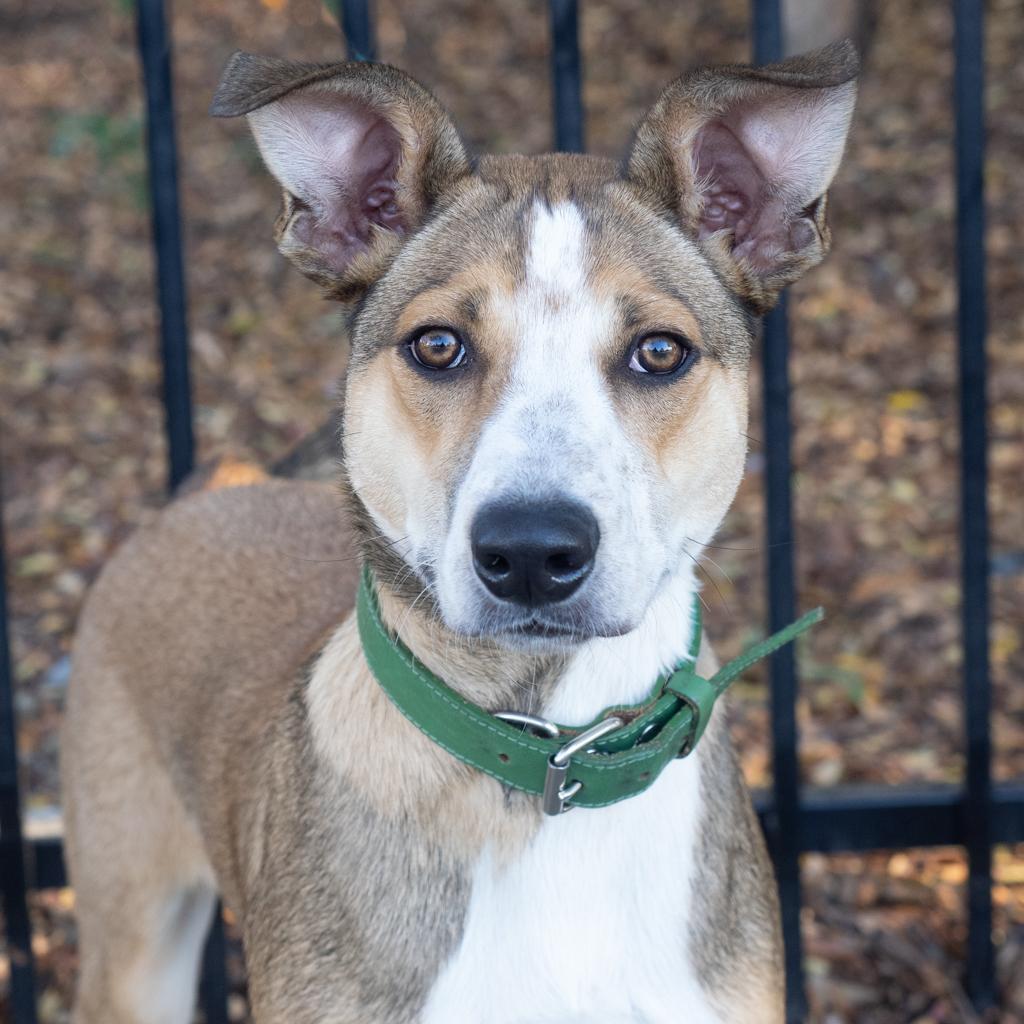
[[0, 0, 1017, 1021]]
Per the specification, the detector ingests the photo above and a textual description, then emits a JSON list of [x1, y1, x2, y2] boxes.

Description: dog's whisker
[[694, 551, 735, 588], [683, 533, 794, 554], [394, 584, 433, 640], [684, 550, 732, 617]]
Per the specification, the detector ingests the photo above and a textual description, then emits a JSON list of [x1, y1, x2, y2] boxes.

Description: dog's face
[[214, 45, 856, 648], [343, 171, 755, 644]]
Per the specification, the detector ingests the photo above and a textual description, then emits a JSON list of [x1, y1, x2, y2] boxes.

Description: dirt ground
[[1, 0, 1022, 1020]]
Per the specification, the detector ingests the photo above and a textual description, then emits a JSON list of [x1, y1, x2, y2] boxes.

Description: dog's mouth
[[518, 619, 581, 640], [401, 566, 626, 646], [486, 613, 634, 650]]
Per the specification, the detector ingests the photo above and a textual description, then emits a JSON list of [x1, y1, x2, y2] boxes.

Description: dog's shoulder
[[86, 478, 356, 620], [73, 479, 360, 740]]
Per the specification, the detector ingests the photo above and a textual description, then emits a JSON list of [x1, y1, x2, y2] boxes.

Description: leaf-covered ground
[[1, 0, 1022, 1020]]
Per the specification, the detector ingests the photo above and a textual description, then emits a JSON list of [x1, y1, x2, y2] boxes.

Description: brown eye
[[408, 328, 467, 371], [629, 333, 692, 376]]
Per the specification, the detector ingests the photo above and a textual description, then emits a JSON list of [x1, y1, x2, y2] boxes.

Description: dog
[[61, 39, 857, 1023]]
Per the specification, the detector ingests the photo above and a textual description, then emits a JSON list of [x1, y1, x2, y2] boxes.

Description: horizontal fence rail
[[21, 780, 1024, 888], [0, 0, 1014, 1021]]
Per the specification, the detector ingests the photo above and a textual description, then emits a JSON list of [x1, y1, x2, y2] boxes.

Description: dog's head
[[214, 44, 856, 649]]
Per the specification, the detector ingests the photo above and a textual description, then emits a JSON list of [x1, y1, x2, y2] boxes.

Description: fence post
[[137, 0, 195, 493], [750, 1, 807, 1021], [0, 470, 38, 1024], [952, 0, 994, 1009], [548, 0, 585, 152], [135, 1, 227, 1018], [340, 0, 377, 61], [197, 901, 229, 1022]]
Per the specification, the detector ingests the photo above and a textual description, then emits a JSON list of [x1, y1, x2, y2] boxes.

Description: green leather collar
[[356, 567, 822, 815]]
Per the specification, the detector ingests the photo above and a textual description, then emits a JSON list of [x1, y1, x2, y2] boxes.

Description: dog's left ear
[[212, 52, 470, 301], [625, 40, 858, 313]]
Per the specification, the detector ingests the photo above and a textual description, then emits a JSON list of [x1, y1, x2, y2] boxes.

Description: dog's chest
[[420, 754, 721, 1024]]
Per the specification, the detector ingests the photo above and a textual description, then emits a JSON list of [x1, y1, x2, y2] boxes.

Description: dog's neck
[[306, 540, 704, 834], [542, 567, 701, 725], [372, 559, 701, 727]]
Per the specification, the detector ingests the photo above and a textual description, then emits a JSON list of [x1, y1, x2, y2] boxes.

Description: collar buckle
[[542, 716, 625, 815]]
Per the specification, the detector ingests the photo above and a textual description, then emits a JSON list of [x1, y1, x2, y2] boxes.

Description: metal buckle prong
[[543, 716, 624, 815], [493, 711, 561, 739]]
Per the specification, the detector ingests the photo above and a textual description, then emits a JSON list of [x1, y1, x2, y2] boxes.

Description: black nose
[[471, 500, 600, 606]]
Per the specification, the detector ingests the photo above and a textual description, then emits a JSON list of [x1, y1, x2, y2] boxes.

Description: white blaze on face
[[436, 201, 673, 636]]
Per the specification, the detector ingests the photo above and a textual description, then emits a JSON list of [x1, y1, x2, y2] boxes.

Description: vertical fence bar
[[761, 297, 807, 1024], [136, 0, 221, 1016], [752, 0, 784, 62], [548, 0, 585, 152], [137, 0, 195, 493], [953, 0, 994, 1009], [198, 903, 229, 1024], [198, 921, 229, 1024], [0, 473, 37, 1024], [340, 0, 377, 61], [751, 1, 806, 1020]]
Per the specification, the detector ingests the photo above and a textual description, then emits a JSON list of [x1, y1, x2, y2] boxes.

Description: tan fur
[[687, 640, 784, 1022], [344, 301, 512, 548], [307, 616, 540, 861], [64, 43, 857, 1022]]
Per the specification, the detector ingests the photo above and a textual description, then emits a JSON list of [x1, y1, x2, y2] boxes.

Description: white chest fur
[[420, 756, 720, 1024], [421, 572, 721, 1024]]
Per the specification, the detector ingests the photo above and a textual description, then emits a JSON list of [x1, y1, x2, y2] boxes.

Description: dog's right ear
[[212, 53, 470, 301]]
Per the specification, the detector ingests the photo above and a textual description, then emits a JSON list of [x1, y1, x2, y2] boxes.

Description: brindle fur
[[63, 42, 857, 1023]]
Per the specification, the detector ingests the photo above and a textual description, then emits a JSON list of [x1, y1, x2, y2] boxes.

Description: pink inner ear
[[693, 120, 810, 274], [693, 122, 761, 239], [249, 90, 411, 276], [291, 116, 407, 273]]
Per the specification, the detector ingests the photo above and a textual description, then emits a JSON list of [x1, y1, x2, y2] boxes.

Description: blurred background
[[1, 0, 1023, 1020]]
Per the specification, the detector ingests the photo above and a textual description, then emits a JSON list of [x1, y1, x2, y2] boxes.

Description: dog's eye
[[408, 328, 467, 371], [629, 333, 693, 375]]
